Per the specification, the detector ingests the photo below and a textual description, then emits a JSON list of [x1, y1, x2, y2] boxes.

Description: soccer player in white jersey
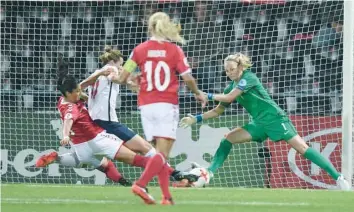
[[81, 46, 155, 159]]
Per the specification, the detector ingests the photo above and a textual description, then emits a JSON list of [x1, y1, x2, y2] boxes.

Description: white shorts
[[140, 103, 179, 141], [72, 132, 123, 166]]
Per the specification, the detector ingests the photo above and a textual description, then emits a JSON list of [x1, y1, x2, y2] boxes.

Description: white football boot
[[336, 175, 351, 191]]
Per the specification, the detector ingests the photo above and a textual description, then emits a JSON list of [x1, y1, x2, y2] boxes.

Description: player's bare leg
[[114, 144, 156, 204], [36, 151, 131, 186], [288, 135, 350, 190], [134, 137, 175, 205], [124, 135, 155, 156]]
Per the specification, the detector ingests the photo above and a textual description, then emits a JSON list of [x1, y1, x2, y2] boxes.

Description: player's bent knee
[[287, 135, 309, 154], [114, 145, 136, 165], [124, 135, 153, 155], [225, 127, 252, 144]]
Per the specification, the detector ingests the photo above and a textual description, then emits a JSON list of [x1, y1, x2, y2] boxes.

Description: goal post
[[0, 0, 352, 189], [341, 0, 354, 188]]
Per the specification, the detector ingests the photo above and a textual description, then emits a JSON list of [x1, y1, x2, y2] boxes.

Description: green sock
[[303, 147, 340, 180], [208, 138, 233, 174]]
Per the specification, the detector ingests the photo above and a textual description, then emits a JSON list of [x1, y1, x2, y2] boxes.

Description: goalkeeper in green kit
[[179, 53, 350, 190]]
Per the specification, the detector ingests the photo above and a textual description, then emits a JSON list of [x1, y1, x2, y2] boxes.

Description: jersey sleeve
[[219, 82, 234, 108], [123, 49, 138, 73], [63, 103, 80, 122], [175, 46, 191, 76], [236, 72, 258, 93]]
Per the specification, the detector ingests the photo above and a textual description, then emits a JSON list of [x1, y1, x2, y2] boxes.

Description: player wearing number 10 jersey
[[111, 12, 207, 205]]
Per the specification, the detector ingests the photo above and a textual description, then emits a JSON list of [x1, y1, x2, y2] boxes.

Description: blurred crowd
[[0, 1, 344, 96]]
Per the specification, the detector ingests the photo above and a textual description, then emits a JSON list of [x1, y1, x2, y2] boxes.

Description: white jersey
[[87, 65, 120, 122]]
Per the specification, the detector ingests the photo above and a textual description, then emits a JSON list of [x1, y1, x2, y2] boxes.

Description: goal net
[[1, 0, 352, 188]]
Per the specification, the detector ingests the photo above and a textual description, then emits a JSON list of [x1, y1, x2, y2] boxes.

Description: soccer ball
[[188, 167, 210, 188]]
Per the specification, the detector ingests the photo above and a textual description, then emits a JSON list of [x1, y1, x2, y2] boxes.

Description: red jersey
[[128, 39, 191, 106], [57, 97, 104, 144]]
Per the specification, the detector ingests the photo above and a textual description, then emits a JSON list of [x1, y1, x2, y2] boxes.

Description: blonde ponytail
[[148, 12, 185, 45], [224, 53, 253, 69], [99, 46, 123, 65]]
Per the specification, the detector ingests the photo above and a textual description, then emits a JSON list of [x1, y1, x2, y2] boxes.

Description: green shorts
[[242, 118, 298, 142]]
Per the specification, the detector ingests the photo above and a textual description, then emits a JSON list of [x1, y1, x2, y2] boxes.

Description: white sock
[[58, 152, 80, 167], [144, 148, 157, 158]]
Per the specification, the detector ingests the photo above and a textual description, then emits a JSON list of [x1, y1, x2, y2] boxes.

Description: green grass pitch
[[2, 184, 354, 212]]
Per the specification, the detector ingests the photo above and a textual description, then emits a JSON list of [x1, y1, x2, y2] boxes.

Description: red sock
[[132, 154, 149, 168], [104, 161, 122, 182], [158, 165, 172, 199], [166, 163, 174, 175], [136, 153, 166, 187]]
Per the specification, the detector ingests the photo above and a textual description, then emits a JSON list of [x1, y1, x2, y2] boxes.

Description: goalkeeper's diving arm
[[207, 88, 243, 103], [200, 104, 225, 121]]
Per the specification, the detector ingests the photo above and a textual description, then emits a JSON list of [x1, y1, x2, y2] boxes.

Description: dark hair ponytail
[[57, 54, 78, 96]]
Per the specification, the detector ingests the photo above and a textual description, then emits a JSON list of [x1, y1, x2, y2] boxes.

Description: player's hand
[[99, 69, 112, 77], [179, 114, 197, 128], [60, 136, 70, 146], [127, 80, 139, 92], [194, 91, 207, 108]]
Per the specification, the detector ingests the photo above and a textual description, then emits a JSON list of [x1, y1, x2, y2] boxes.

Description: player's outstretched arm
[[79, 92, 89, 102], [181, 73, 207, 108], [179, 104, 225, 128], [80, 69, 112, 89], [206, 88, 242, 103]]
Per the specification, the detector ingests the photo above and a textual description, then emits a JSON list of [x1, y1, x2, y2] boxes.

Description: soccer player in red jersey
[[111, 12, 207, 205], [48, 59, 169, 192]]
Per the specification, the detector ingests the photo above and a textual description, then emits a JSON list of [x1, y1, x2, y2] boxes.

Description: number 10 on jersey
[[144, 61, 171, 92]]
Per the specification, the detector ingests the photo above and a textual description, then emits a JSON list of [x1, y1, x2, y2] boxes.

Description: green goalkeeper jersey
[[221, 69, 287, 125]]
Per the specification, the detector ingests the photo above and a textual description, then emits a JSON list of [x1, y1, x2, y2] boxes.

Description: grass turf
[[2, 184, 354, 212]]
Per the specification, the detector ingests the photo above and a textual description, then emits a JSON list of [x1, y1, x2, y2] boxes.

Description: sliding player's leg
[[36, 146, 131, 186], [70, 142, 132, 186], [89, 156, 131, 186], [93, 119, 185, 180], [90, 131, 163, 204], [93, 120, 156, 156]]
